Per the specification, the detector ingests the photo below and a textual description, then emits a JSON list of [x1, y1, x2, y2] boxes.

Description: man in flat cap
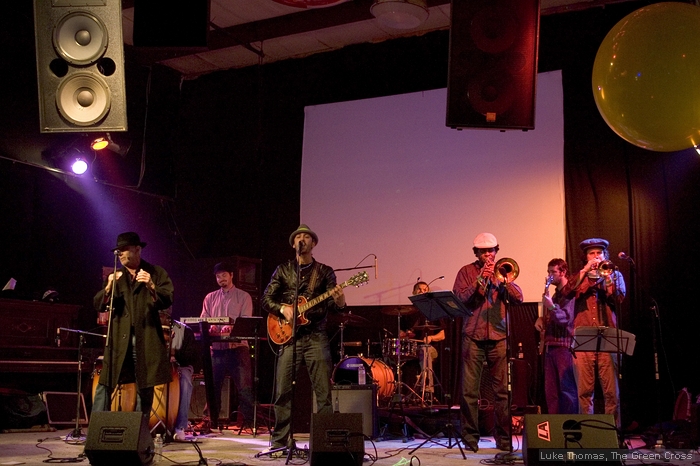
[[93, 232, 174, 417], [453, 232, 523, 453], [260, 224, 346, 456], [199, 261, 255, 432], [571, 237, 626, 427]]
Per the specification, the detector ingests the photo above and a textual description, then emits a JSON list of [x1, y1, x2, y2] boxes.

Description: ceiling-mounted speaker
[[33, 0, 127, 133], [446, 0, 540, 130]]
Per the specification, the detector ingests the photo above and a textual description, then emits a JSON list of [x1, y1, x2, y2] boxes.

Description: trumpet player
[[572, 238, 626, 427], [453, 232, 523, 453]]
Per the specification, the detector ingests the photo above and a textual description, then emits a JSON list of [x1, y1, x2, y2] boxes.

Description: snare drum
[[332, 356, 395, 400], [382, 338, 418, 360]]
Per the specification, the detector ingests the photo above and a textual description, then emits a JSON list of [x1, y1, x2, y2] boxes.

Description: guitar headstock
[[545, 274, 555, 287], [347, 271, 369, 287]]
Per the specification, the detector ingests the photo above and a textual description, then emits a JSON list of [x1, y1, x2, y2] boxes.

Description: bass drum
[[91, 356, 137, 412], [332, 357, 395, 402], [149, 363, 181, 430]]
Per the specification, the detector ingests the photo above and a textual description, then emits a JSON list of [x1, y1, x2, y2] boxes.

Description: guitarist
[[261, 224, 346, 455], [534, 258, 578, 415]]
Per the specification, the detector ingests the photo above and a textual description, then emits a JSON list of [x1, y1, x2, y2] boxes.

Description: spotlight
[[90, 137, 109, 151], [71, 158, 89, 175], [90, 133, 130, 156]]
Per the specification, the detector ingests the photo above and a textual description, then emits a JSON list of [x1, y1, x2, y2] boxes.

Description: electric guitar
[[267, 271, 369, 345], [539, 274, 555, 355]]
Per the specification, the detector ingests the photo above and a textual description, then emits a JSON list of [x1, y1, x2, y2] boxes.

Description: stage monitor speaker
[[133, 0, 209, 47], [446, 0, 540, 130], [310, 413, 364, 466], [523, 414, 620, 465], [33, 0, 127, 133], [314, 385, 378, 438], [85, 411, 154, 466]]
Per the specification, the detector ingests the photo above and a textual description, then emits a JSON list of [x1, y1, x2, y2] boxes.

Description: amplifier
[[314, 384, 378, 439]]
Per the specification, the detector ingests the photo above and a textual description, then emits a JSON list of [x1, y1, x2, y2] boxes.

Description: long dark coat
[[94, 258, 174, 389]]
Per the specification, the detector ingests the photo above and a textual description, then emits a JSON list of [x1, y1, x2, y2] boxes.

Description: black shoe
[[497, 440, 512, 452], [463, 439, 478, 452]]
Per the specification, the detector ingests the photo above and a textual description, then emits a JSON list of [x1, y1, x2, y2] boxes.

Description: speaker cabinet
[[85, 411, 154, 466], [133, 0, 209, 47], [314, 385, 378, 439], [33, 0, 127, 133], [523, 414, 620, 465], [446, 0, 540, 130], [310, 413, 364, 466]]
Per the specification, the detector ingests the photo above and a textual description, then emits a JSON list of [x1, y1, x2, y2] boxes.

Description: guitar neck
[[298, 279, 352, 313]]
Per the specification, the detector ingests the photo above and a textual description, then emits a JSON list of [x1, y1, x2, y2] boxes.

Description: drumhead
[[332, 357, 372, 385]]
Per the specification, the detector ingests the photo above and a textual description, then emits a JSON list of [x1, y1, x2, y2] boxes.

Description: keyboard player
[[199, 261, 255, 429]]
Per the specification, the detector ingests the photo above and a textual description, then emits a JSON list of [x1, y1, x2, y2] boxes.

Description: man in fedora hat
[[260, 224, 346, 455], [452, 232, 523, 453], [571, 237, 626, 427], [92, 232, 174, 417]]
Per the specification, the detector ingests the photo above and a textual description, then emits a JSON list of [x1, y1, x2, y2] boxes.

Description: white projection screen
[[300, 70, 564, 305]]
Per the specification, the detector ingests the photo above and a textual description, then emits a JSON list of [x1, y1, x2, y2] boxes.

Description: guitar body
[[267, 296, 310, 346], [265, 271, 370, 345]]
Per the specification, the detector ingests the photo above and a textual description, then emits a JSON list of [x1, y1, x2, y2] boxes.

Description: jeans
[[460, 337, 510, 444], [543, 346, 578, 414], [175, 365, 194, 431], [212, 347, 255, 423], [271, 332, 332, 447]]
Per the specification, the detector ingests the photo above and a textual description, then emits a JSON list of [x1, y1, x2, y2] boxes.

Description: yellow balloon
[[592, 2, 700, 152]]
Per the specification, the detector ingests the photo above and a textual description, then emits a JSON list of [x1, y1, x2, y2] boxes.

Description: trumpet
[[596, 260, 616, 276], [494, 257, 519, 283]]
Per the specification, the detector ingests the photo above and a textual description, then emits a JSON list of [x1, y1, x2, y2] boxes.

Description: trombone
[[494, 257, 520, 284]]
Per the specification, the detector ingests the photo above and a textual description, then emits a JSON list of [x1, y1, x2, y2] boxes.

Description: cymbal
[[412, 323, 440, 332], [381, 305, 418, 316], [330, 312, 370, 327]]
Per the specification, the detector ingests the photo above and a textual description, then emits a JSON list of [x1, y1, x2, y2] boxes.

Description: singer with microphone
[[260, 224, 346, 457], [572, 238, 626, 427], [92, 232, 174, 418], [452, 232, 523, 453]]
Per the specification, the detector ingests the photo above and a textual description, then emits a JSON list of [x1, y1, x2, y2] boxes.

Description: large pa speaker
[[314, 385, 378, 439], [523, 414, 620, 465], [310, 413, 364, 466], [85, 411, 154, 466], [33, 0, 127, 133], [446, 0, 540, 130]]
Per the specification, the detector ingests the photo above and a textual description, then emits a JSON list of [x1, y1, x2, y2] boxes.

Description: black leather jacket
[[262, 259, 341, 335]]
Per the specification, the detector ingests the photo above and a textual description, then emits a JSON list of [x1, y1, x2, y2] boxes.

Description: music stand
[[408, 291, 471, 458], [572, 326, 636, 356], [229, 316, 264, 436]]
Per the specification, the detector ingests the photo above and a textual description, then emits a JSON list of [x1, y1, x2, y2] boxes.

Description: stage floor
[[0, 424, 698, 466]]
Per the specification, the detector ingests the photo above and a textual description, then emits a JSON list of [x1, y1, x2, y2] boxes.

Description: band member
[[200, 262, 255, 429], [260, 224, 345, 455], [158, 311, 199, 441], [92, 232, 174, 416], [535, 259, 578, 414], [411, 281, 444, 399], [572, 238, 626, 426], [452, 232, 523, 453]]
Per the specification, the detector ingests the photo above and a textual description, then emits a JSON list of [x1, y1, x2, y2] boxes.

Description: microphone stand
[[102, 251, 120, 409]]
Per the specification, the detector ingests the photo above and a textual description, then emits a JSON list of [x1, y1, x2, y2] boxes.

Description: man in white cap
[[453, 232, 523, 452], [572, 238, 626, 427]]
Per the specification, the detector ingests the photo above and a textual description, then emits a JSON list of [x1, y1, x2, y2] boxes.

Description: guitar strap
[[307, 261, 321, 297]]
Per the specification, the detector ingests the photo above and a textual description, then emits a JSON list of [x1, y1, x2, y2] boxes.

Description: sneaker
[[173, 429, 187, 441], [259, 446, 285, 458]]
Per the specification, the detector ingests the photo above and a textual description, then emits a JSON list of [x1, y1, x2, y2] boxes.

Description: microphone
[[297, 240, 305, 253], [374, 255, 378, 279], [113, 249, 120, 256], [55, 328, 61, 347], [498, 266, 509, 277], [427, 276, 445, 287], [618, 251, 636, 267]]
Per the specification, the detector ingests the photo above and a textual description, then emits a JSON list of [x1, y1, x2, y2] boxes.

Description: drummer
[[408, 281, 445, 374]]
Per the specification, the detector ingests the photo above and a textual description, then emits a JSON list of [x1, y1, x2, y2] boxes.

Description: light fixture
[[71, 157, 89, 175], [89, 133, 131, 156], [370, 0, 429, 30]]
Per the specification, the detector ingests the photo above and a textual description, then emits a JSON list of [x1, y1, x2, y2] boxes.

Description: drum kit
[[329, 305, 441, 407]]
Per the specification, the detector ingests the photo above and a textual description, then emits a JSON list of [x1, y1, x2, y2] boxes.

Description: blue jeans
[[460, 337, 510, 444], [271, 332, 332, 448], [176, 365, 194, 431], [212, 347, 255, 423], [543, 346, 578, 414]]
